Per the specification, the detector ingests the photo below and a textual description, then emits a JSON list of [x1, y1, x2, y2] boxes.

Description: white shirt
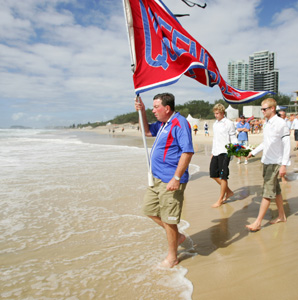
[[251, 114, 291, 166], [286, 120, 292, 129], [212, 117, 237, 156], [291, 118, 298, 130]]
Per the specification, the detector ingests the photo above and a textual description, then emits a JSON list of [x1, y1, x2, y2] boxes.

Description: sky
[[1, 0, 298, 128]]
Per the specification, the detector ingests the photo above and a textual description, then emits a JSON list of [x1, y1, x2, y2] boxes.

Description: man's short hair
[[262, 98, 277, 109], [213, 103, 226, 114], [153, 93, 175, 111], [279, 110, 286, 118]]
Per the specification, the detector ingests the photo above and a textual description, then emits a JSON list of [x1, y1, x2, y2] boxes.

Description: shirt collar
[[216, 116, 226, 123], [162, 112, 177, 127], [267, 114, 278, 123]]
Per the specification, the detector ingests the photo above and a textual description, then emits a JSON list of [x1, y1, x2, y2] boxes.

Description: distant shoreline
[[72, 120, 267, 148]]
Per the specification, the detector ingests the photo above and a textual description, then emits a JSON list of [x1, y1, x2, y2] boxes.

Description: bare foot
[[224, 191, 234, 201], [270, 217, 287, 224], [160, 258, 179, 268], [212, 201, 224, 208], [178, 233, 186, 245], [246, 223, 261, 232]]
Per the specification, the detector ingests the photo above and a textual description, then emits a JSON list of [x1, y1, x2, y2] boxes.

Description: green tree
[[78, 92, 292, 128], [228, 93, 291, 115]]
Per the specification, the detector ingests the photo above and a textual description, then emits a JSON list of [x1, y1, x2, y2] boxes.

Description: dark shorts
[[295, 130, 298, 141], [209, 153, 230, 180]]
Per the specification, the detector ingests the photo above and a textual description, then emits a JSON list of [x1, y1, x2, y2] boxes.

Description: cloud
[[0, 0, 298, 128], [161, 0, 298, 94], [29, 114, 52, 122], [12, 112, 25, 121]]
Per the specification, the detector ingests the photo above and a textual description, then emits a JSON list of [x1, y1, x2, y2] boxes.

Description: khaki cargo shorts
[[143, 177, 187, 224], [262, 164, 281, 199]]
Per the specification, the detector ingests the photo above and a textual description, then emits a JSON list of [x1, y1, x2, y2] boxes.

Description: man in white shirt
[[291, 114, 298, 150], [278, 110, 289, 182], [246, 98, 290, 231], [279, 110, 292, 130], [210, 103, 238, 208], [278, 110, 287, 120]]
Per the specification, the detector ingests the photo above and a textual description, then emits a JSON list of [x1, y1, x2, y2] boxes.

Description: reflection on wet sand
[[181, 139, 298, 300]]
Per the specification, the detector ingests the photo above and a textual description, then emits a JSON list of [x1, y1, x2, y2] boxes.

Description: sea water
[[0, 129, 196, 300]]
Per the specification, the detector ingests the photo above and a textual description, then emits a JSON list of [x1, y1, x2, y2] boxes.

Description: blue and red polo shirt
[[149, 112, 194, 183]]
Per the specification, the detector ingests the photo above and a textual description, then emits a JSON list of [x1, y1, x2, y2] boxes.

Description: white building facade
[[227, 60, 249, 90]]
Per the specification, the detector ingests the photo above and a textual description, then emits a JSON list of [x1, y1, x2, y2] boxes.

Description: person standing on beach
[[204, 121, 209, 136], [291, 114, 298, 151], [287, 114, 294, 130], [280, 110, 295, 131], [246, 98, 290, 232], [279, 110, 287, 120], [135, 93, 194, 268], [278, 110, 289, 182], [210, 103, 238, 208], [193, 124, 198, 135], [236, 115, 250, 165]]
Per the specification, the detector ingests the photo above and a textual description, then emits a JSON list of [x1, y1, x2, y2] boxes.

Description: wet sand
[[183, 134, 298, 300], [84, 124, 298, 300]]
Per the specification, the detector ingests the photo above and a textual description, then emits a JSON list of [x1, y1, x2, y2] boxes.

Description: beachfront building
[[248, 50, 279, 93], [227, 60, 249, 90]]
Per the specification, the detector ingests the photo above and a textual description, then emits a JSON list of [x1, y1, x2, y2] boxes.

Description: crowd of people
[[135, 93, 296, 268], [192, 109, 298, 154]]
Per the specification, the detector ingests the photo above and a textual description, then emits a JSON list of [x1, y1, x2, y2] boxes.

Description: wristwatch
[[174, 175, 181, 181]]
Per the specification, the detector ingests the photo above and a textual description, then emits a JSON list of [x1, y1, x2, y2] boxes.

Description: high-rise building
[[248, 50, 279, 93], [227, 60, 249, 90]]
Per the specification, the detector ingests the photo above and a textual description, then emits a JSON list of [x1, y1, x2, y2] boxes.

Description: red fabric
[[163, 117, 181, 161], [126, 0, 270, 103]]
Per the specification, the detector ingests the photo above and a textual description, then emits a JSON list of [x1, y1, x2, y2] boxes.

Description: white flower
[[247, 144, 256, 150]]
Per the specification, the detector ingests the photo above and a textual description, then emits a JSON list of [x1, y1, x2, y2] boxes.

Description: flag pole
[[122, 0, 153, 186], [136, 94, 150, 170]]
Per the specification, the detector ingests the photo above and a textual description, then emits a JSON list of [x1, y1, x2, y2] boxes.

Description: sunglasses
[[261, 107, 271, 111]]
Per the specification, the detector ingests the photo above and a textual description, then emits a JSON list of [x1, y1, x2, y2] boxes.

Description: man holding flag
[[135, 93, 193, 268], [123, 0, 271, 264]]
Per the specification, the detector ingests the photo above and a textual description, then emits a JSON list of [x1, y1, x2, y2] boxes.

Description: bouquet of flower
[[225, 143, 252, 158]]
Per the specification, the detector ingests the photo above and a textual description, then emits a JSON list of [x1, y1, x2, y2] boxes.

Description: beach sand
[[85, 123, 298, 300], [183, 133, 298, 300]]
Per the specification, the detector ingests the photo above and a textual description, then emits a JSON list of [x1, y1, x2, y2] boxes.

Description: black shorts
[[210, 153, 230, 180], [295, 130, 298, 141]]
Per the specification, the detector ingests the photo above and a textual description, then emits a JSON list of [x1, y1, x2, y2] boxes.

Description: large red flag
[[123, 0, 271, 103]]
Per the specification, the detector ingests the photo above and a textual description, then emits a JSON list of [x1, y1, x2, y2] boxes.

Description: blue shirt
[[236, 121, 250, 141], [149, 112, 194, 183]]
